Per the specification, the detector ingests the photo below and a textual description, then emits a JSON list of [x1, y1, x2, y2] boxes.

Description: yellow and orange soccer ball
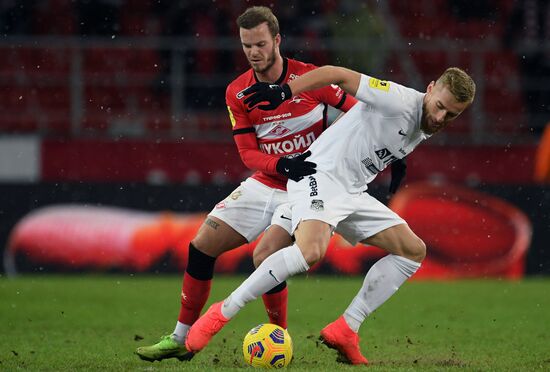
[[242, 323, 293, 368]]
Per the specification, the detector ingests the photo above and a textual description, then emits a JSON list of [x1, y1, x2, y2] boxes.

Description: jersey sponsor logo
[[227, 106, 237, 128], [310, 199, 324, 211], [398, 129, 407, 136], [268, 124, 291, 136], [368, 78, 390, 92], [263, 112, 292, 122], [259, 132, 316, 154], [280, 214, 291, 221], [375, 148, 399, 165], [375, 148, 391, 159], [308, 175, 318, 197]]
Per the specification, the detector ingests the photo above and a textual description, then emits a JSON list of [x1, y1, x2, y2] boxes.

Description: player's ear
[[274, 33, 281, 47], [426, 81, 435, 93]]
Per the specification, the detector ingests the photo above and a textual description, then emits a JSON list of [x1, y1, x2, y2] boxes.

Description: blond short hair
[[236, 6, 279, 38], [436, 67, 476, 104]]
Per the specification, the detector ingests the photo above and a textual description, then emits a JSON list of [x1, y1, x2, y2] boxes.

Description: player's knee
[[298, 241, 327, 266], [191, 232, 222, 258], [252, 247, 268, 268], [403, 237, 426, 263], [294, 222, 331, 266], [191, 219, 246, 257], [190, 236, 212, 256]]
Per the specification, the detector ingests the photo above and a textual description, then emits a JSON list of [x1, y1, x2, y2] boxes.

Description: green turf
[[0, 274, 549, 371]]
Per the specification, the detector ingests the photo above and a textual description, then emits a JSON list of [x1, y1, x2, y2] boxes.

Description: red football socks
[[261, 286, 288, 329], [178, 272, 212, 325]]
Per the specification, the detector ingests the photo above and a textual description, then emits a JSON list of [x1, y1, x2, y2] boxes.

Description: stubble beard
[[420, 101, 439, 135], [420, 102, 430, 134], [250, 45, 277, 74]]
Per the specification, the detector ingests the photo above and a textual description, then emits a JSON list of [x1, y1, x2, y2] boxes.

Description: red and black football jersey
[[226, 57, 357, 190]]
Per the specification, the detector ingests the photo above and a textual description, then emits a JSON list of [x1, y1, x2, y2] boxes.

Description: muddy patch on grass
[[435, 358, 467, 367]]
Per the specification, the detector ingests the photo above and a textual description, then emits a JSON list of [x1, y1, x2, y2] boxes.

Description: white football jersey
[[306, 74, 429, 193]]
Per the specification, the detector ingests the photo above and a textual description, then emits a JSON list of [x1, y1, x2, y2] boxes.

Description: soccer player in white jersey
[[183, 65, 475, 365]]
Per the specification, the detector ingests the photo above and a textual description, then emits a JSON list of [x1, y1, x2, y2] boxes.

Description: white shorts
[[271, 202, 293, 234], [208, 178, 292, 242], [287, 172, 406, 245]]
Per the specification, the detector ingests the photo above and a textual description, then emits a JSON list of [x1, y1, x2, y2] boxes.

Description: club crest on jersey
[[310, 199, 324, 211], [268, 124, 291, 136], [230, 190, 242, 200]]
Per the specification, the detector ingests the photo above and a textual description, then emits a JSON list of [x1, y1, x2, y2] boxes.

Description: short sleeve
[[308, 83, 356, 111], [355, 74, 403, 116]]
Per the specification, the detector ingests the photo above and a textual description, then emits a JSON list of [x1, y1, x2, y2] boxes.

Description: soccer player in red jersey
[[136, 6, 400, 362]]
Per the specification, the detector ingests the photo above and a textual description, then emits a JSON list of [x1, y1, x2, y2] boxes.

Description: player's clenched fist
[[243, 82, 292, 110]]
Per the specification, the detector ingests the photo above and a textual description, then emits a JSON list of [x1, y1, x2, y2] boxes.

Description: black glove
[[243, 82, 292, 111], [276, 151, 316, 182], [389, 157, 407, 195]]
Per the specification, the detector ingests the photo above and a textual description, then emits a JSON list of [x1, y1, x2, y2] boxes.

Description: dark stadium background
[[0, 0, 549, 276]]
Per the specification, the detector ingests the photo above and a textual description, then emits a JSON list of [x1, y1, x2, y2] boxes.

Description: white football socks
[[343, 254, 421, 332], [221, 243, 309, 319], [172, 321, 190, 344]]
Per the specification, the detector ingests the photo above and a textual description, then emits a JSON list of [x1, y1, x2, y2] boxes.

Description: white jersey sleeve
[[355, 74, 407, 117]]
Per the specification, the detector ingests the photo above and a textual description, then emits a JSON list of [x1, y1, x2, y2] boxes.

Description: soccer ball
[[242, 323, 293, 368]]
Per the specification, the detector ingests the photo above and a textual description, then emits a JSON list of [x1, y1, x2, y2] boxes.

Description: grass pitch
[[1, 274, 549, 371]]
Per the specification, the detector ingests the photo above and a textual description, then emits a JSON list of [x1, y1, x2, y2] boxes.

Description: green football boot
[[135, 335, 194, 362]]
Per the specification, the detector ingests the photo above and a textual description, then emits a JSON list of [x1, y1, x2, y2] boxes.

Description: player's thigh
[[253, 202, 294, 266], [336, 191, 406, 246], [361, 224, 426, 262], [270, 202, 293, 236], [288, 173, 353, 263], [192, 215, 248, 257], [196, 179, 286, 257], [253, 224, 293, 267]]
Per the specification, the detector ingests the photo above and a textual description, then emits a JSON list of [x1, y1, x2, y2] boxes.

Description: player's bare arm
[[287, 65, 361, 97], [243, 65, 361, 111]]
